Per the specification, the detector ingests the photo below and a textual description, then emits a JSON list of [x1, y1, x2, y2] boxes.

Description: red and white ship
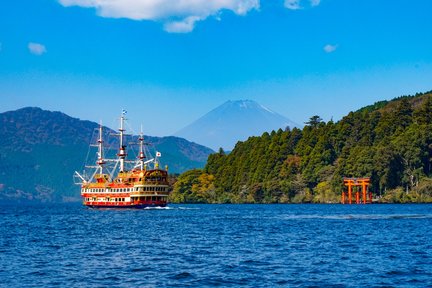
[[74, 111, 170, 208]]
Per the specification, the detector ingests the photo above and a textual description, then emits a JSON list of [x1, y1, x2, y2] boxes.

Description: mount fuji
[[175, 100, 299, 150]]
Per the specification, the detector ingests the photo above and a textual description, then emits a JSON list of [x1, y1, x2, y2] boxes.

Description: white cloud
[[323, 44, 338, 53], [284, 0, 321, 10], [59, 0, 260, 33], [163, 16, 202, 33], [28, 42, 47, 55], [284, 0, 301, 10]]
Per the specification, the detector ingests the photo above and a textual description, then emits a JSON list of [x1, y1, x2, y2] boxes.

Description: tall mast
[[138, 125, 146, 171], [118, 110, 127, 172], [96, 122, 105, 174]]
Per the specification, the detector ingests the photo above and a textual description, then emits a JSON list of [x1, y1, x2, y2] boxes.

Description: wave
[[281, 214, 432, 220]]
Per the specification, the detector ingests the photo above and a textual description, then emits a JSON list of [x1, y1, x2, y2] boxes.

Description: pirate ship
[[74, 111, 170, 208]]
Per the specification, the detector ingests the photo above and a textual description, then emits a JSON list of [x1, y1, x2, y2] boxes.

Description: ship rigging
[[74, 111, 170, 208]]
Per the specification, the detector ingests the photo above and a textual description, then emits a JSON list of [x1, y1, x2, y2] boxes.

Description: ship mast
[[138, 125, 146, 171], [96, 122, 106, 174], [118, 110, 127, 172]]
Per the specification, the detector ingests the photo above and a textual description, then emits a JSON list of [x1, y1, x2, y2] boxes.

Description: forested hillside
[[170, 91, 432, 203]]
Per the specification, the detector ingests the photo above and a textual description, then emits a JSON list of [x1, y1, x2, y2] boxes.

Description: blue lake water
[[1, 203, 432, 287]]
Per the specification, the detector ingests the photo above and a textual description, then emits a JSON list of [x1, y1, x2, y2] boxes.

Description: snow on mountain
[[174, 100, 299, 150]]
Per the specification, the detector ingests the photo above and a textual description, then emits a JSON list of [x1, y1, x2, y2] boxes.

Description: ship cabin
[[81, 168, 170, 207]]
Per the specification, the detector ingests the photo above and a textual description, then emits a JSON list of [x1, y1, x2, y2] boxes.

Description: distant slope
[[175, 100, 299, 150], [0, 107, 213, 202]]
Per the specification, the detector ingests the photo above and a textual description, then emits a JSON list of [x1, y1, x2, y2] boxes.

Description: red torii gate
[[342, 177, 372, 204]]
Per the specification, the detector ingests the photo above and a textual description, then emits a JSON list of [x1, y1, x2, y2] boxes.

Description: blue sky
[[1, 0, 431, 136]]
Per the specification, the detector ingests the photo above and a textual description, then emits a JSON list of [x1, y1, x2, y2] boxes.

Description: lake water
[[1, 203, 432, 287]]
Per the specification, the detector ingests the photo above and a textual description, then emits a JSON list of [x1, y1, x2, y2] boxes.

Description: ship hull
[[84, 203, 168, 209], [83, 200, 168, 209]]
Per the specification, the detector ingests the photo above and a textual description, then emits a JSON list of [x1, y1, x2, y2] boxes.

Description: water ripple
[[1, 203, 432, 287]]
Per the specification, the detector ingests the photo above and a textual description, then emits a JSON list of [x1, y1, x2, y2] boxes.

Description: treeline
[[170, 91, 432, 203]]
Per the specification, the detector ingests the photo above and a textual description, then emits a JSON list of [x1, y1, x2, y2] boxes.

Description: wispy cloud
[[284, 0, 301, 10], [59, 0, 260, 33], [28, 42, 47, 55], [323, 44, 338, 53], [163, 16, 201, 34], [284, 0, 321, 10], [310, 0, 321, 7]]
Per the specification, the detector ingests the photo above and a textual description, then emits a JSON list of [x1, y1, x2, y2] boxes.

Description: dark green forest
[[170, 91, 432, 204]]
